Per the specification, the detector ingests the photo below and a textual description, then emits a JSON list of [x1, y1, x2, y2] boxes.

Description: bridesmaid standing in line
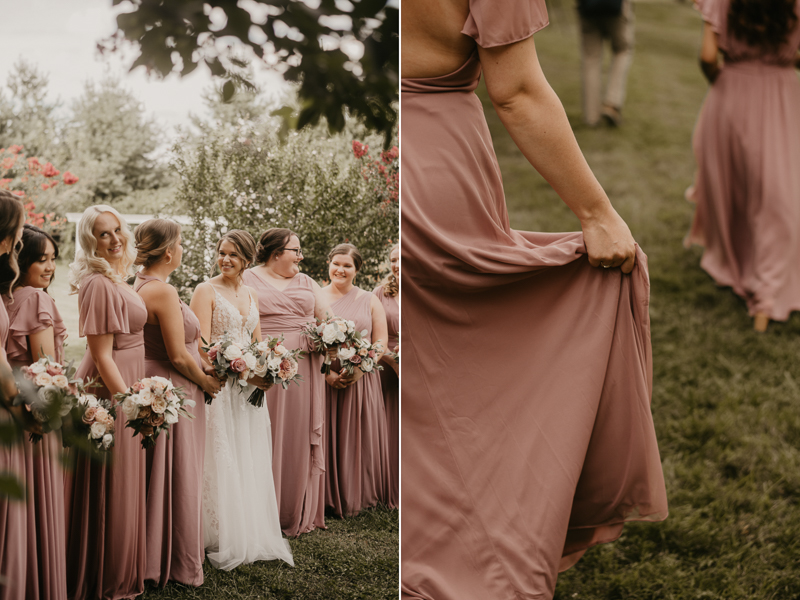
[[65, 205, 147, 600], [242, 228, 332, 536], [0, 225, 66, 600], [372, 244, 399, 509], [0, 192, 34, 600], [133, 219, 221, 587], [321, 243, 391, 517]]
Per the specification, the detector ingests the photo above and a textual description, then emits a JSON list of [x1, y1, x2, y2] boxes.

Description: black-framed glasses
[[283, 247, 303, 256]]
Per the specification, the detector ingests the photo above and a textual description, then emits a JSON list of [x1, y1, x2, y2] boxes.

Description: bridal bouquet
[[246, 335, 305, 407], [303, 315, 357, 374], [14, 356, 91, 444], [336, 334, 384, 376], [202, 335, 260, 404], [71, 394, 116, 452], [116, 376, 194, 449]]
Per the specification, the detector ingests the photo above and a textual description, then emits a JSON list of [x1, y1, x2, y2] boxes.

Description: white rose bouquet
[[335, 331, 384, 376], [302, 315, 357, 375], [14, 356, 93, 444], [71, 393, 117, 452], [114, 376, 194, 449], [201, 335, 261, 404], [247, 334, 305, 407]]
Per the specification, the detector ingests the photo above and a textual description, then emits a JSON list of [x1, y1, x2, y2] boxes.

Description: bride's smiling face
[[217, 239, 246, 279]]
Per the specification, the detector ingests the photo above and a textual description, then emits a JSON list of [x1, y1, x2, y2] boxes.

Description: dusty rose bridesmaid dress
[[64, 273, 147, 600], [325, 287, 390, 518], [401, 1, 668, 598], [373, 284, 398, 508], [686, 0, 800, 321], [134, 274, 205, 586], [2, 287, 68, 600], [0, 300, 27, 600], [241, 270, 326, 536]]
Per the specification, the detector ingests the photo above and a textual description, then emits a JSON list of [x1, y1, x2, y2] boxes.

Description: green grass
[[477, 3, 800, 598], [49, 258, 83, 364]]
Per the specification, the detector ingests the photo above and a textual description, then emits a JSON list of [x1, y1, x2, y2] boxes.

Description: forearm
[[492, 86, 613, 224], [169, 351, 209, 390], [700, 59, 720, 84], [93, 356, 129, 397]]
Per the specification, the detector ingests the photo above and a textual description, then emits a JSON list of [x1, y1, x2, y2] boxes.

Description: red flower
[[62, 172, 79, 185], [8, 145, 22, 155], [352, 140, 368, 159], [27, 157, 41, 171], [41, 163, 59, 178]]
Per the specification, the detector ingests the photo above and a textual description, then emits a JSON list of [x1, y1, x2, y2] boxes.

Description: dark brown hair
[[134, 219, 181, 269], [728, 0, 798, 53], [328, 243, 363, 271], [212, 230, 256, 278], [0, 224, 59, 294], [255, 228, 299, 264], [0, 191, 27, 298]]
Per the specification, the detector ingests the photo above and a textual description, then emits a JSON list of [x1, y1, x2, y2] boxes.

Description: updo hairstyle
[[255, 228, 299, 264], [134, 219, 181, 269]]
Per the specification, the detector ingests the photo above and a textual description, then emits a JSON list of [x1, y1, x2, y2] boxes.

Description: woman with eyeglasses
[[241, 228, 333, 536]]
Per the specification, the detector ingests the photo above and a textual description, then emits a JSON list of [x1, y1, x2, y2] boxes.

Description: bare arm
[[311, 279, 334, 321], [189, 283, 215, 363], [29, 327, 56, 362], [86, 333, 128, 397], [478, 35, 637, 273], [141, 281, 220, 397], [699, 22, 721, 83], [340, 294, 388, 387]]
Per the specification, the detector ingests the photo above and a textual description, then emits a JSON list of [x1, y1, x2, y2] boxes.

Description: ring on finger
[[601, 262, 611, 269]]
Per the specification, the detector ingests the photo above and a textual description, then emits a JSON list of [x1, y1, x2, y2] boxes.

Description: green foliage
[[169, 124, 398, 301], [105, 0, 398, 143]]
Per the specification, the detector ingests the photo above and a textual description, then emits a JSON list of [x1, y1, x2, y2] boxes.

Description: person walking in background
[[685, 0, 800, 332], [133, 219, 221, 587], [242, 229, 332, 537], [0, 224, 66, 600], [578, 0, 635, 126], [64, 205, 148, 600]]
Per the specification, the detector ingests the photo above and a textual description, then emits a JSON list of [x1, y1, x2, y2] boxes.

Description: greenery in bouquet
[[336, 332, 384, 376], [202, 334, 259, 403], [116, 376, 195, 449], [69, 394, 117, 452], [303, 315, 357, 375], [247, 334, 305, 407]]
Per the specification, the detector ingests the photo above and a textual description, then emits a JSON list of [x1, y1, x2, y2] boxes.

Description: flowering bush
[[0, 145, 79, 234], [169, 126, 398, 301], [352, 140, 398, 204]]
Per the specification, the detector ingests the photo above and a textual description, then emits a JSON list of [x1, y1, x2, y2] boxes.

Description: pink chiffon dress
[[324, 287, 391, 517], [64, 273, 147, 600], [2, 287, 68, 600], [372, 284, 398, 508], [241, 270, 326, 536], [0, 300, 28, 600], [134, 274, 205, 586], [686, 0, 800, 320], [401, 1, 668, 598]]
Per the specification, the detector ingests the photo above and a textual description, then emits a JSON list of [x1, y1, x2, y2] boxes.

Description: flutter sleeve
[[7, 290, 67, 362], [461, 0, 549, 48], [694, 0, 728, 36], [78, 274, 130, 337]]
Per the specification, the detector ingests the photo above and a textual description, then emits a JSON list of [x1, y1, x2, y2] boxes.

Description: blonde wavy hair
[[69, 205, 136, 294], [382, 243, 399, 297]]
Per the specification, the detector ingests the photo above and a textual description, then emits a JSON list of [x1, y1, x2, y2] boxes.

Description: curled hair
[[134, 219, 181, 269], [0, 191, 27, 300], [255, 228, 299, 264], [0, 224, 59, 295], [212, 230, 256, 279], [382, 243, 399, 297], [728, 0, 797, 53], [68, 205, 136, 294], [328, 243, 363, 271]]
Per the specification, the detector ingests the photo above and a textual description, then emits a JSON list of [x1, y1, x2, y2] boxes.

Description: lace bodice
[[210, 288, 259, 346]]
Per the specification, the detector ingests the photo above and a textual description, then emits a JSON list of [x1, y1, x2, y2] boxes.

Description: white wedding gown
[[202, 289, 294, 569]]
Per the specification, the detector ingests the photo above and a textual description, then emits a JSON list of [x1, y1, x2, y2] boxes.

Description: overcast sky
[[0, 0, 289, 137]]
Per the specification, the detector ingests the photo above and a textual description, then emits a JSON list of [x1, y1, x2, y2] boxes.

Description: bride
[[190, 229, 294, 570]]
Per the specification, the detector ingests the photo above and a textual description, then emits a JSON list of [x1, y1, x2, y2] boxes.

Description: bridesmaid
[[0, 224, 67, 600], [321, 243, 391, 517], [133, 219, 221, 587], [0, 191, 32, 600], [241, 228, 332, 536], [372, 244, 398, 509], [64, 205, 147, 600]]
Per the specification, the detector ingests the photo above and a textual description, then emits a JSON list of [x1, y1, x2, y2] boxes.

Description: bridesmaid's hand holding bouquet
[[116, 376, 195, 449], [303, 315, 357, 375]]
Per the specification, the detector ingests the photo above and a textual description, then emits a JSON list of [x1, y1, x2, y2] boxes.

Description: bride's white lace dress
[[202, 288, 294, 570]]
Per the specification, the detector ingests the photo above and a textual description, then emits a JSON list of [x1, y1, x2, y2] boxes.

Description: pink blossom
[[62, 172, 79, 185], [208, 346, 218, 361], [352, 140, 368, 159], [230, 357, 247, 373], [41, 162, 59, 178]]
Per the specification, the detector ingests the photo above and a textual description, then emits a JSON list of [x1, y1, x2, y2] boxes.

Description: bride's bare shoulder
[[402, 0, 475, 79]]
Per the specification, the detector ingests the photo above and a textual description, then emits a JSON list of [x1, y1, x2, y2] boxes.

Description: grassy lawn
[[478, 2, 800, 598]]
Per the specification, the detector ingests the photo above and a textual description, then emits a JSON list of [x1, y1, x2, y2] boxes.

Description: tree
[[103, 0, 398, 144], [0, 60, 60, 160], [61, 78, 167, 207]]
